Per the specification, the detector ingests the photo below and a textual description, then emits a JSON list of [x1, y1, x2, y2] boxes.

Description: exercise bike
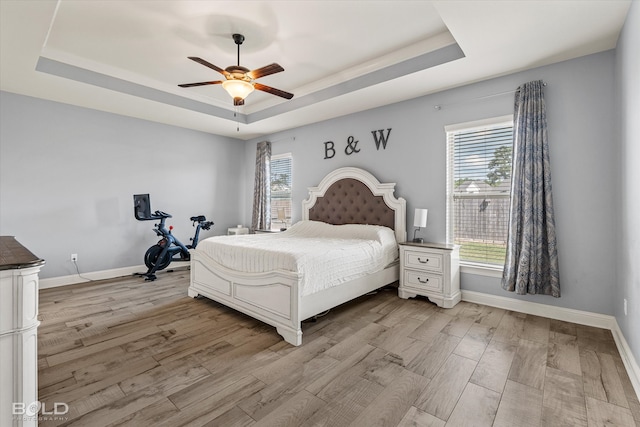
[[134, 194, 213, 281]]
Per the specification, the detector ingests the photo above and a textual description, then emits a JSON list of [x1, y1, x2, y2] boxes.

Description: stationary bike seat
[[190, 215, 206, 222]]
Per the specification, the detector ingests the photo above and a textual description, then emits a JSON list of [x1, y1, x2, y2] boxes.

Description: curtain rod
[[270, 136, 297, 144], [434, 81, 547, 111]]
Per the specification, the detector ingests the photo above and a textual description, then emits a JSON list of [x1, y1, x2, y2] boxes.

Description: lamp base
[[412, 238, 424, 243]]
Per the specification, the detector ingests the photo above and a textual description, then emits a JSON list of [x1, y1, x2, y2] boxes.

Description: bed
[[188, 167, 406, 345]]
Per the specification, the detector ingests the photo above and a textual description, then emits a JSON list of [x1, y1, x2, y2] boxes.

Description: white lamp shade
[[222, 79, 255, 100], [413, 208, 428, 228]]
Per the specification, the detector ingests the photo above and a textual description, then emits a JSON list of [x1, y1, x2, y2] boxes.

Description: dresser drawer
[[404, 250, 443, 273], [404, 270, 443, 292]]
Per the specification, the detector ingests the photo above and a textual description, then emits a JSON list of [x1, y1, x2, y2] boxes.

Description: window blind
[[447, 121, 513, 265], [270, 154, 292, 230]]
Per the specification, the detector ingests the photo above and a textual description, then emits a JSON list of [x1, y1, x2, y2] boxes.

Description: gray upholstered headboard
[[307, 178, 395, 230], [302, 167, 407, 242]]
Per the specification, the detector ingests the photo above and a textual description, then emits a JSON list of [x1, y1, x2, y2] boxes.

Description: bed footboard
[[189, 250, 303, 345]]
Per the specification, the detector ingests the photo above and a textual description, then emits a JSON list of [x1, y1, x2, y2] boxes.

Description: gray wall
[[243, 50, 618, 317], [615, 0, 640, 370], [0, 92, 245, 278]]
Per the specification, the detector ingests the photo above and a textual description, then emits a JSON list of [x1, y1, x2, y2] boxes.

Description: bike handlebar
[[143, 210, 212, 232], [154, 210, 172, 219]]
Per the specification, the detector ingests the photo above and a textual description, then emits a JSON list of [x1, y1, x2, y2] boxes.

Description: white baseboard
[[611, 322, 640, 401], [39, 262, 192, 289], [39, 265, 148, 289], [462, 290, 640, 400], [461, 290, 616, 329]]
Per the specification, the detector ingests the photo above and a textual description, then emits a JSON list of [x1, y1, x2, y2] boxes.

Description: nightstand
[[398, 241, 461, 308], [227, 226, 249, 235]]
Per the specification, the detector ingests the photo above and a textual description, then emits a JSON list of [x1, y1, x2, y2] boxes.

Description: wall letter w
[[371, 128, 392, 150]]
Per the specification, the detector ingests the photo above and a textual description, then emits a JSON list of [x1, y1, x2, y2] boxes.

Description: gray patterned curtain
[[251, 141, 271, 232], [502, 80, 560, 297]]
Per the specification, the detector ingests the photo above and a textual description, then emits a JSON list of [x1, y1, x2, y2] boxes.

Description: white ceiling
[[0, 0, 631, 141]]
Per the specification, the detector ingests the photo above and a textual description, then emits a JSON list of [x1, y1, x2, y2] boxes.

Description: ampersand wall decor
[[344, 136, 360, 155], [322, 128, 392, 160]]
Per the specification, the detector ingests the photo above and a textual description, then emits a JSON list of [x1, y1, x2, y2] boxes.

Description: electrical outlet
[[71, 253, 78, 262], [624, 298, 628, 316]]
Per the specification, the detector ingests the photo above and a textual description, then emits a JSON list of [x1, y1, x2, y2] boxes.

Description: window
[[270, 153, 292, 231], [446, 116, 513, 266]]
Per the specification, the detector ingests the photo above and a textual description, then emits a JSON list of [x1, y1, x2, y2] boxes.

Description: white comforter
[[196, 220, 398, 296]]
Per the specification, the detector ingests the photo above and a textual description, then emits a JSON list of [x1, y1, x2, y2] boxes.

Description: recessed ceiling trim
[[248, 43, 465, 123], [35, 42, 464, 126], [35, 56, 242, 122]]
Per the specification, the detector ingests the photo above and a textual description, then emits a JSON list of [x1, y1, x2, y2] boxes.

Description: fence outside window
[[453, 193, 509, 265]]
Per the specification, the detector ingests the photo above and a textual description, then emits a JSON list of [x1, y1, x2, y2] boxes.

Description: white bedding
[[195, 220, 398, 296]]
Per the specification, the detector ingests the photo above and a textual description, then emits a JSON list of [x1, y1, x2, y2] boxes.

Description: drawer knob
[[418, 258, 429, 264], [418, 277, 429, 283]]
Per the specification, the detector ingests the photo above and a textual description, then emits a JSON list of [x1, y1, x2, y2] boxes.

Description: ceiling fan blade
[[187, 57, 230, 77], [254, 83, 294, 99], [247, 63, 284, 80], [178, 81, 222, 88]]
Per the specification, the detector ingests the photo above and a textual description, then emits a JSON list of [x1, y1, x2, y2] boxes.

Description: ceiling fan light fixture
[[222, 79, 254, 102], [179, 34, 292, 107]]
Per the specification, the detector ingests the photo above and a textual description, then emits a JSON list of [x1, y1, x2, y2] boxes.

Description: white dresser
[[0, 236, 45, 427], [398, 241, 460, 308]]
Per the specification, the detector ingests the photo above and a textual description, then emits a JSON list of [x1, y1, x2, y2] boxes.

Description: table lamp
[[413, 208, 428, 243]]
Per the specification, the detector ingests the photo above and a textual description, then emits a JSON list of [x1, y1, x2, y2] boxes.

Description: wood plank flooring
[[37, 271, 640, 426]]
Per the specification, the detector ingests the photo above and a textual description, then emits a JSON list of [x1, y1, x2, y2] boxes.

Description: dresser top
[[399, 241, 456, 251], [0, 236, 45, 271]]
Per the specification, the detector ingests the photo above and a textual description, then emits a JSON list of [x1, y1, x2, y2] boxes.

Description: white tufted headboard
[[301, 167, 407, 243]]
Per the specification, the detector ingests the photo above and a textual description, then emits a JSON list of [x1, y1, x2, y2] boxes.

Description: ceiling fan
[[178, 33, 294, 106]]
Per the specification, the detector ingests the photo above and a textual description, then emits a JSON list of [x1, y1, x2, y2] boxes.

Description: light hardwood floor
[[37, 270, 639, 426]]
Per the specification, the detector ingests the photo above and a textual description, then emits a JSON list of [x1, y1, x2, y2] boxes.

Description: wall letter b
[[324, 141, 336, 159]]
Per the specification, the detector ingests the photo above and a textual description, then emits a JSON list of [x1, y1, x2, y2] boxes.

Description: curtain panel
[[251, 141, 271, 232], [502, 80, 560, 297]]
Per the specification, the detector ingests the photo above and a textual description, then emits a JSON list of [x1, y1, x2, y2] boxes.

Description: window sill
[[460, 262, 504, 278]]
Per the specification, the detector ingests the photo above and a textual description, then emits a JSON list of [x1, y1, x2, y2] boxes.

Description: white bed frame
[[188, 167, 406, 346]]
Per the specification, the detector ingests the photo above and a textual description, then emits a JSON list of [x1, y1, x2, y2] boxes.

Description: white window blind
[[270, 153, 292, 230], [446, 117, 513, 266]]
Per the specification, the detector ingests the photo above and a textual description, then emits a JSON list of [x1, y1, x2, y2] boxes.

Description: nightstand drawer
[[404, 270, 443, 292], [404, 250, 443, 272]]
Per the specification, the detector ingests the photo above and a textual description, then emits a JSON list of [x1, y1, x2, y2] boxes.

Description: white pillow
[[287, 220, 396, 244]]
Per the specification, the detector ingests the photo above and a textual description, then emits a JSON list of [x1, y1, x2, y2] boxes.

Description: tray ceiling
[[0, 1, 631, 140]]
